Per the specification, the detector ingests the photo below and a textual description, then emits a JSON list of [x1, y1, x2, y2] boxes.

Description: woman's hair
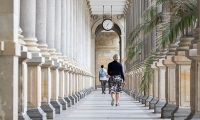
[[101, 65, 104, 68], [113, 54, 120, 61]]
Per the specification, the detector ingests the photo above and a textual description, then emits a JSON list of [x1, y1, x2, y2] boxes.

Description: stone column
[[186, 2, 200, 117], [20, 0, 46, 119], [69, 0, 74, 60], [54, 0, 61, 56], [161, 43, 178, 118], [0, 0, 21, 119], [149, 61, 159, 109], [45, 0, 62, 115], [186, 1, 200, 119], [145, 69, 153, 107], [58, 65, 68, 110], [155, 57, 166, 113], [56, 0, 68, 111], [75, 69, 81, 100], [171, 37, 193, 119], [66, 0, 70, 58], [35, 0, 55, 118], [50, 65, 62, 114], [68, 66, 75, 105], [18, 1, 32, 119], [18, 33, 32, 120], [71, 68, 78, 103], [134, 69, 140, 100], [64, 68, 71, 107]]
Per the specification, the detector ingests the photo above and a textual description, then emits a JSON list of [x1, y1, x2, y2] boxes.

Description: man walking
[[99, 65, 107, 94]]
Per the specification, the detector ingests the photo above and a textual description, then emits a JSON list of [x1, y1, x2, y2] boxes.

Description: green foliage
[[126, 0, 197, 94], [139, 52, 155, 93], [127, 0, 197, 60]]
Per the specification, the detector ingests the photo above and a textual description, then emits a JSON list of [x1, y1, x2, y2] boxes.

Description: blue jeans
[[100, 80, 107, 93]]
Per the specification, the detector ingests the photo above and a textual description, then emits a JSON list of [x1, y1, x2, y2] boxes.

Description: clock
[[102, 19, 114, 31]]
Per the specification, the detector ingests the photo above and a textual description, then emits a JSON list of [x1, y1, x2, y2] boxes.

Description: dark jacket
[[107, 61, 125, 81]]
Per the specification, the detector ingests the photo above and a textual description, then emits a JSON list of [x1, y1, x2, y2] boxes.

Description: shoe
[[115, 103, 119, 106], [103, 92, 106, 94], [111, 98, 114, 106]]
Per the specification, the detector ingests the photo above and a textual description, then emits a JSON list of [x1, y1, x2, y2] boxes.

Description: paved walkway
[[54, 89, 169, 120]]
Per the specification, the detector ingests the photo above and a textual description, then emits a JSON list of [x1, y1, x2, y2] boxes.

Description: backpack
[[99, 69, 105, 77]]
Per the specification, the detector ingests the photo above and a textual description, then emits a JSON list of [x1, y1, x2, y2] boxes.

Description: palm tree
[[126, 0, 197, 93]]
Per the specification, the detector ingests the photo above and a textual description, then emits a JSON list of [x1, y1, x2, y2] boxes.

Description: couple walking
[[99, 54, 125, 106]]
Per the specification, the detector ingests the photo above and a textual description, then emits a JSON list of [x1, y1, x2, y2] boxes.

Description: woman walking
[[107, 54, 125, 106]]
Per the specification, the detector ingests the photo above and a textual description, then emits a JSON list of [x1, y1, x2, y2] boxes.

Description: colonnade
[[124, 0, 200, 119], [0, 0, 94, 120]]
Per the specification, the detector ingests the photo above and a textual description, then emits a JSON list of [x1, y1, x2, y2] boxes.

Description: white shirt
[[99, 68, 108, 81]]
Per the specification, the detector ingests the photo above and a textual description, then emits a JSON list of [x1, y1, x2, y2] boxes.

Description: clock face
[[102, 19, 114, 31]]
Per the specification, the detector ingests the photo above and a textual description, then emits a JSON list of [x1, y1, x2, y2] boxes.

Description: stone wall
[[95, 32, 119, 86]]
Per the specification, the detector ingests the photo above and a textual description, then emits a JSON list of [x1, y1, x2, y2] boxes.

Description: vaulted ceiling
[[88, 0, 127, 15]]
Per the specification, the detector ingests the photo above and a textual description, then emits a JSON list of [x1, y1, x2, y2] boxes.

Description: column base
[[80, 91, 85, 98], [132, 91, 138, 99], [130, 90, 134, 98], [145, 96, 153, 107], [58, 98, 68, 110], [171, 107, 190, 120], [139, 94, 144, 103], [142, 95, 148, 104], [75, 92, 80, 101], [41, 103, 55, 119], [64, 96, 72, 107], [186, 112, 200, 120], [50, 100, 62, 114], [18, 113, 31, 120], [161, 103, 176, 118], [27, 107, 47, 120], [69, 95, 75, 105], [149, 98, 158, 109], [135, 93, 140, 101], [72, 94, 78, 103], [83, 89, 88, 95], [77, 92, 82, 99], [154, 100, 166, 113]]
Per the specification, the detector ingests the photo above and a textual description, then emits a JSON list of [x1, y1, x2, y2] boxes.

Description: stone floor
[[53, 89, 170, 120]]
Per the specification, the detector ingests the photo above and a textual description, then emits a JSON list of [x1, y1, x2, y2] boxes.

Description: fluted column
[[66, 0, 70, 58], [70, 0, 74, 60], [35, 0, 55, 118], [55, 0, 61, 56], [171, 37, 193, 119], [20, 0, 46, 118], [18, 1, 32, 119], [61, 0, 66, 57]]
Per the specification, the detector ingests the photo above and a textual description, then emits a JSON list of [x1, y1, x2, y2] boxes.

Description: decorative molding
[[86, 0, 92, 15], [124, 0, 132, 16]]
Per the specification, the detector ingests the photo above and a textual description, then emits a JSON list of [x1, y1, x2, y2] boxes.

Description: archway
[[91, 18, 124, 88]]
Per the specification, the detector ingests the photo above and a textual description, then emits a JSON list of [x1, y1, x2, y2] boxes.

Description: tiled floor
[[53, 89, 169, 120]]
